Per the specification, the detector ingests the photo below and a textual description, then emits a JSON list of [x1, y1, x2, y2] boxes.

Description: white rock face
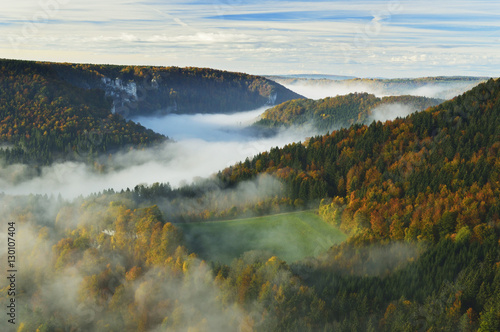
[[101, 77, 138, 100], [101, 77, 140, 114], [102, 229, 116, 236], [267, 92, 277, 105]]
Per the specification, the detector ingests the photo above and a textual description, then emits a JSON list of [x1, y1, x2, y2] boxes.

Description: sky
[[1, 0, 500, 77]]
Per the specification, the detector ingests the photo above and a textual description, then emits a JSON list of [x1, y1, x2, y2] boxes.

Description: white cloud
[[0, 108, 317, 198], [1, 0, 499, 77], [277, 77, 484, 100]]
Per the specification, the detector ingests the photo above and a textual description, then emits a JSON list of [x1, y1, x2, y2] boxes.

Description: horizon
[[1, 0, 499, 78], [0, 57, 495, 81]]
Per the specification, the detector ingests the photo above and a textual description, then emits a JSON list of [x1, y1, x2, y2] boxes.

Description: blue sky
[[1, 0, 499, 77]]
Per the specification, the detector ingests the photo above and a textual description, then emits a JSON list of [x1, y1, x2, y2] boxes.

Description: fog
[[0, 94, 442, 331], [0, 91, 453, 199], [280, 81, 387, 100], [276, 79, 486, 100], [369, 103, 417, 122], [157, 173, 285, 222], [0, 194, 247, 332], [132, 107, 267, 141], [4, 74, 478, 201], [0, 107, 317, 199]]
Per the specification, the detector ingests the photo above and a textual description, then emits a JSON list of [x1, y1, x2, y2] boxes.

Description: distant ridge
[[268, 75, 489, 100], [266, 74, 357, 80]]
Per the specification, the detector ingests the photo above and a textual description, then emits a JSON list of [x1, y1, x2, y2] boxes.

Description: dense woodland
[[1, 190, 498, 331], [255, 93, 443, 131], [0, 60, 166, 165], [219, 78, 499, 238], [1, 76, 498, 331], [49, 60, 302, 116]]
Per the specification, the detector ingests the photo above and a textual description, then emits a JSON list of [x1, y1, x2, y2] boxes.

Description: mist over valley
[[2, 0, 500, 328], [0, 57, 499, 332], [272, 76, 488, 100]]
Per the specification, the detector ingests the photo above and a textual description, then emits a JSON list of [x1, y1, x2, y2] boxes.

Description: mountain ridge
[[47, 60, 304, 116]]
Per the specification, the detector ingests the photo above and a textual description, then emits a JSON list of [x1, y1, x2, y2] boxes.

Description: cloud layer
[[0, 108, 315, 198], [1, 0, 499, 77], [277, 79, 484, 100]]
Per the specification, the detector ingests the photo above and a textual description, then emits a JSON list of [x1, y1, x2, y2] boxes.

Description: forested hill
[[0, 59, 302, 165], [48, 60, 303, 116], [220, 78, 500, 242], [0, 60, 166, 165], [255, 93, 443, 131]]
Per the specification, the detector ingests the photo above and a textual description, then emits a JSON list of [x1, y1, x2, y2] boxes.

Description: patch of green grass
[[176, 211, 347, 264]]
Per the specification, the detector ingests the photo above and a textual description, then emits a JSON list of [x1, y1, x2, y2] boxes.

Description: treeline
[[0, 58, 304, 165], [99, 178, 294, 223], [0, 59, 166, 165], [1, 75, 499, 331], [255, 92, 442, 131], [33, 78, 495, 331]]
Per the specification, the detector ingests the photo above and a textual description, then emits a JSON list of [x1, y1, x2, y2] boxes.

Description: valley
[[2, 1, 500, 330], [0, 59, 498, 331]]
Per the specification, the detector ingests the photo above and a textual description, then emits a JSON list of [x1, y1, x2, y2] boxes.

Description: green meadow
[[176, 211, 347, 264]]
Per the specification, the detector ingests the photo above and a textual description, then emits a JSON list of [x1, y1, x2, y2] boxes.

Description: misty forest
[[0, 58, 499, 332]]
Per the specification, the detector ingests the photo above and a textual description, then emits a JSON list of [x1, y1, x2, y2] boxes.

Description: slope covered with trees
[[51, 60, 303, 116], [0, 60, 167, 165], [220, 78, 499, 242], [255, 93, 443, 131]]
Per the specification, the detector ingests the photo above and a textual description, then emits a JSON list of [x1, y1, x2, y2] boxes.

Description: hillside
[[50, 61, 303, 116], [0, 59, 302, 165], [220, 78, 500, 242], [0, 60, 166, 165], [1, 78, 499, 331], [255, 93, 443, 131]]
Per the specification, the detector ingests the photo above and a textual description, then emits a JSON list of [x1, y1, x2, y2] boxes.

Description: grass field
[[175, 211, 347, 264]]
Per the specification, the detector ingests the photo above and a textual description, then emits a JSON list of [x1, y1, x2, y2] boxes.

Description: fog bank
[[277, 79, 486, 100], [0, 108, 317, 199]]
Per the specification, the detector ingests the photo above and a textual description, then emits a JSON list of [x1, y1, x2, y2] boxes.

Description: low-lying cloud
[[369, 103, 417, 122], [277, 79, 486, 100], [0, 108, 316, 199], [132, 107, 267, 141], [0, 194, 246, 332], [2, 79, 473, 200]]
